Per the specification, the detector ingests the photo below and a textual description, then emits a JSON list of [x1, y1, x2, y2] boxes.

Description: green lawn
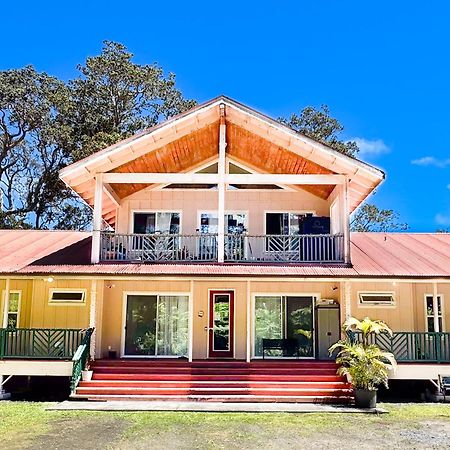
[[1, 402, 450, 449]]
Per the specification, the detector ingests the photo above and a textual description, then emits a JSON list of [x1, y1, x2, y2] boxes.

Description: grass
[[1, 402, 450, 449]]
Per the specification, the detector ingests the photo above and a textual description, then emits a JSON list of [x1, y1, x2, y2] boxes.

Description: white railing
[[225, 234, 344, 263], [100, 232, 344, 263], [100, 233, 218, 262]]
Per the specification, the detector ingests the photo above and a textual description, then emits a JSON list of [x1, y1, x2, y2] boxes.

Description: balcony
[[100, 232, 345, 263]]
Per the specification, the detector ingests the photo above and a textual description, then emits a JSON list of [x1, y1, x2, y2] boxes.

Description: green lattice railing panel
[[0, 328, 86, 359], [351, 331, 450, 363]]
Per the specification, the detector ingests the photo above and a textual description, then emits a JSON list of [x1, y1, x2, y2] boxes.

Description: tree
[[350, 203, 408, 232], [67, 41, 196, 160], [279, 105, 359, 157], [0, 42, 195, 228], [279, 105, 407, 232], [0, 66, 81, 229]]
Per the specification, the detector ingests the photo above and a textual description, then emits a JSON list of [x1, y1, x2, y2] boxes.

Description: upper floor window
[[265, 212, 309, 235], [425, 294, 444, 332], [133, 212, 180, 235], [200, 212, 247, 234]]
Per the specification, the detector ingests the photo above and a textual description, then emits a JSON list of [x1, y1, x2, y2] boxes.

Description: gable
[[59, 96, 385, 225]]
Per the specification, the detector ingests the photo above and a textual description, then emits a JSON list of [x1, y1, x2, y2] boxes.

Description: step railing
[[70, 327, 94, 394], [349, 331, 450, 363], [0, 328, 86, 359], [225, 233, 345, 263]]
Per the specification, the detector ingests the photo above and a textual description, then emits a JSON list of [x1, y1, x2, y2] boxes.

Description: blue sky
[[2, 1, 449, 231]]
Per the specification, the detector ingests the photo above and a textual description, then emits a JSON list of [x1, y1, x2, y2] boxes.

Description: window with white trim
[[358, 292, 395, 306], [5, 291, 21, 328], [425, 295, 444, 332], [133, 212, 180, 234], [49, 289, 86, 305]]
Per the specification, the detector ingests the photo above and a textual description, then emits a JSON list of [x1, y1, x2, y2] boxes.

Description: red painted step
[[92, 373, 345, 382], [73, 360, 351, 404]]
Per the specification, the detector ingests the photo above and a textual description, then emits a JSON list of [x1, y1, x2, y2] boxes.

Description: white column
[[188, 280, 194, 362], [89, 279, 97, 359], [2, 278, 10, 328], [91, 174, 103, 264], [433, 282, 440, 332], [1, 278, 11, 399], [246, 280, 251, 362], [343, 280, 352, 320], [341, 178, 351, 264], [217, 104, 227, 263]]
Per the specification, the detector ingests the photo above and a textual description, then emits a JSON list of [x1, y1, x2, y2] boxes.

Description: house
[[0, 96, 449, 402]]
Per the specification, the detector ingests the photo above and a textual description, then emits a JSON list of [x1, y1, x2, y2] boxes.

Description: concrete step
[[71, 393, 352, 403]]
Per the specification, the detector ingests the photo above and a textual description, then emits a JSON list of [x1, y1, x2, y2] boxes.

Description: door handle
[[204, 327, 213, 331]]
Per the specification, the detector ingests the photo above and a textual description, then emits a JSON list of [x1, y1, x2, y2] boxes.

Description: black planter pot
[[354, 389, 377, 408]]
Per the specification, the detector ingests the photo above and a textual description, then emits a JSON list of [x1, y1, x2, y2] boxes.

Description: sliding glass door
[[124, 294, 189, 357], [254, 295, 314, 357]]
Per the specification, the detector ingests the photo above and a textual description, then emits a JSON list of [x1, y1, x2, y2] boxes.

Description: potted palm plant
[[329, 317, 397, 408]]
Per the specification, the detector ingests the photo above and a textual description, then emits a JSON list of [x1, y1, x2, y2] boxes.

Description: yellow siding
[[349, 281, 415, 331], [30, 279, 91, 329]]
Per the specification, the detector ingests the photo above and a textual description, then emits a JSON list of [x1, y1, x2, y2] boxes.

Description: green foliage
[[350, 203, 408, 232], [279, 105, 359, 157], [67, 41, 196, 160], [329, 316, 397, 390], [0, 41, 195, 229]]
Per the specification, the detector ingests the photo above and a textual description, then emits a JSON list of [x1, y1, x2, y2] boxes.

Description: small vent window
[[49, 290, 86, 304], [358, 292, 395, 306]]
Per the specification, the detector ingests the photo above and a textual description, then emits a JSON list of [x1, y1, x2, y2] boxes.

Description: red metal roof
[[0, 230, 90, 272], [2, 231, 450, 278]]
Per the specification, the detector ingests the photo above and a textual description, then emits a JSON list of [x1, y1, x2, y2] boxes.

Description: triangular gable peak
[[60, 96, 385, 225]]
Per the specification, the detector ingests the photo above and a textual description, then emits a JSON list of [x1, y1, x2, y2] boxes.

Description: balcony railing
[[350, 331, 450, 363], [101, 232, 344, 263], [0, 328, 88, 360], [225, 234, 344, 263]]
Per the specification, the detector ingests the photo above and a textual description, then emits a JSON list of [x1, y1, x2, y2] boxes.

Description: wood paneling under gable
[[226, 122, 335, 199], [107, 119, 337, 200], [110, 121, 220, 198]]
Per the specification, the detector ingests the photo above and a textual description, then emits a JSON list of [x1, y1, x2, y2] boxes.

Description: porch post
[[341, 178, 351, 264], [246, 280, 251, 362], [217, 104, 226, 263], [343, 280, 352, 320], [1, 278, 11, 399], [188, 280, 194, 362], [89, 279, 97, 359], [2, 278, 10, 328], [91, 174, 103, 264], [432, 282, 440, 332]]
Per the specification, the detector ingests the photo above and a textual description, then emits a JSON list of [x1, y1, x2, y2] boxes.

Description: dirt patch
[[24, 416, 127, 450]]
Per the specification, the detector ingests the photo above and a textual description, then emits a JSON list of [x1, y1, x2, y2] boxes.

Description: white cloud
[[352, 138, 390, 157], [435, 213, 450, 226], [411, 156, 450, 168]]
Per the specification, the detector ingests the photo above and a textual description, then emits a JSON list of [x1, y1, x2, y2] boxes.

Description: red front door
[[208, 290, 234, 358]]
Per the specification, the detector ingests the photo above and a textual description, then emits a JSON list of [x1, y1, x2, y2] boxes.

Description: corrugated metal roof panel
[[2, 230, 450, 278]]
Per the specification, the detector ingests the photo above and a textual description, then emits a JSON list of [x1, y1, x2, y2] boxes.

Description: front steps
[[72, 360, 352, 403]]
